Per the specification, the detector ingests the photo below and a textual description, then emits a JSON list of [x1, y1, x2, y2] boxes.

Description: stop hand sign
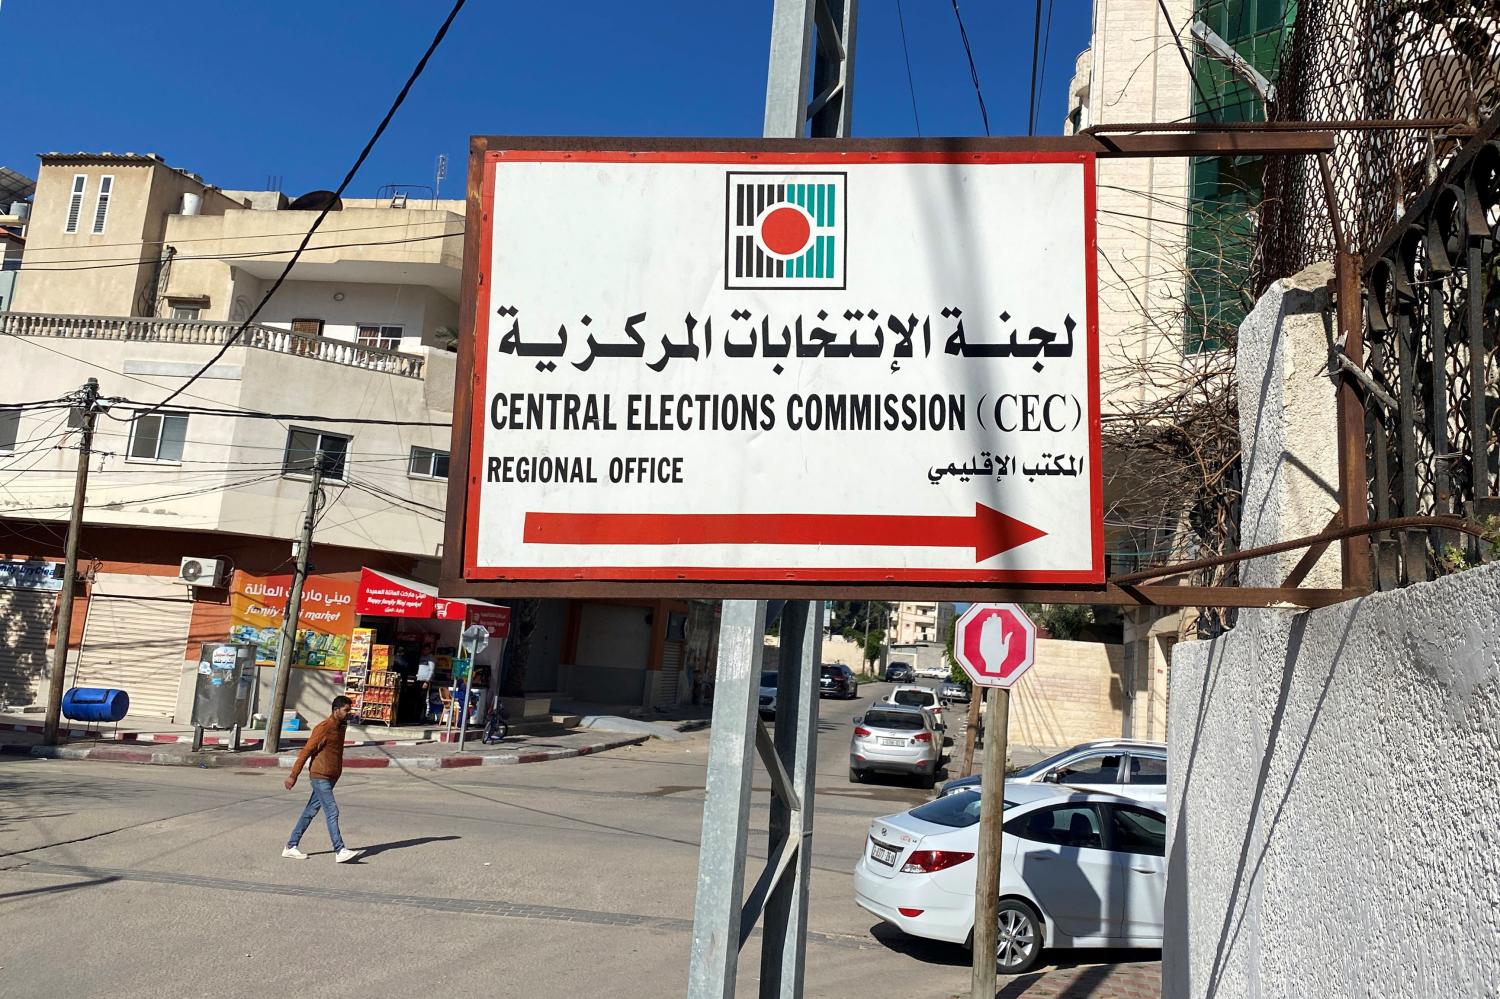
[[954, 603, 1037, 688]]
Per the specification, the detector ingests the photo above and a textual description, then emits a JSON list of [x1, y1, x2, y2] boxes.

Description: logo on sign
[[725, 172, 846, 290]]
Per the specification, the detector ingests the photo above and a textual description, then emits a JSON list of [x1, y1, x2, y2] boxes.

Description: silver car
[[850, 704, 942, 788]]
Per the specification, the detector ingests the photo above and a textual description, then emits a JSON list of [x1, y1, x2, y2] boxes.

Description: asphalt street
[[0, 681, 1157, 998]]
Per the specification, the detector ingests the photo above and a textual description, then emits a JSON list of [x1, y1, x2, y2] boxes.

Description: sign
[[952, 603, 1036, 688], [465, 604, 511, 639], [0, 560, 64, 592], [357, 568, 467, 620], [452, 138, 1101, 591], [229, 573, 357, 670]]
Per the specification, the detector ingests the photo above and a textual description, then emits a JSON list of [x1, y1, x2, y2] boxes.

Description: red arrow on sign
[[523, 503, 1046, 564]]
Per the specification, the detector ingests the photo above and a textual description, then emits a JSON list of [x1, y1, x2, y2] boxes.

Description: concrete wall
[[1007, 638, 1128, 752], [1164, 564, 1500, 999]]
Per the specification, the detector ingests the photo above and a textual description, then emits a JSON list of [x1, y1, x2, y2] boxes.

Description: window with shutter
[[64, 175, 87, 233], [91, 176, 113, 234]]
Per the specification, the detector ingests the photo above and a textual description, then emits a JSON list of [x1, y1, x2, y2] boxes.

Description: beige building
[[887, 600, 944, 646]]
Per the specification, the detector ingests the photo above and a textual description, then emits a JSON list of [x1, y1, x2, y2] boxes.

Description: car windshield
[[821, 666, 838, 676], [907, 790, 1016, 828], [863, 709, 924, 731], [893, 690, 933, 707], [760, 672, 777, 688]]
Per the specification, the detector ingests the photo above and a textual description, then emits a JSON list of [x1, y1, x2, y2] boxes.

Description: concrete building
[[0, 152, 707, 723]]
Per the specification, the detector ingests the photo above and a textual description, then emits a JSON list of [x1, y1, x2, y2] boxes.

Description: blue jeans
[[287, 778, 345, 852]]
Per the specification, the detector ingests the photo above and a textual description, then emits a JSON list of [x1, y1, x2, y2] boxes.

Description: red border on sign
[[464, 147, 1103, 586]]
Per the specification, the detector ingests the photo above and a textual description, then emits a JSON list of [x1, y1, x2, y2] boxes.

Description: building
[[0, 152, 706, 724], [886, 600, 948, 646]]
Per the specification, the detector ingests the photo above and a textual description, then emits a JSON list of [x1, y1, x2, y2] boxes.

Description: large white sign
[[462, 143, 1101, 586]]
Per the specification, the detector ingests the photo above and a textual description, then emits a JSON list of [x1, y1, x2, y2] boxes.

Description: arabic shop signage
[[0, 560, 64, 592], [457, 139, 1102, 588], [229, 573, 356, 670]]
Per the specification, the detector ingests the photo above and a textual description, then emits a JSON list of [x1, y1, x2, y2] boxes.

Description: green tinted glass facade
[[1185, 0, 1294, 353]]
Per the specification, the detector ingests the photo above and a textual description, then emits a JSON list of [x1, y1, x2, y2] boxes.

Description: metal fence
[[1360, 117, 1500, 586], [1259, 0, 1499, 282]]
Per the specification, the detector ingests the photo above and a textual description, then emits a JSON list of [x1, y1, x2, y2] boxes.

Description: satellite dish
[[462, 624, 491, 655], [287, 190, 342, 212]]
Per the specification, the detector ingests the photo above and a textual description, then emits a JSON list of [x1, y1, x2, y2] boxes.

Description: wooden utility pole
[[971, 685, 1011, 997], [42, 379, 100, 746], [264, 451, 324, 754]]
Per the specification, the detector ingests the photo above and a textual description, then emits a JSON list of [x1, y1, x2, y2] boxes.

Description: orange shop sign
[[229, 573, 357, 670]]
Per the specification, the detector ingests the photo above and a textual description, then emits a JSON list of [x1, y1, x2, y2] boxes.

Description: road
[[0, 681, 1158, 998]]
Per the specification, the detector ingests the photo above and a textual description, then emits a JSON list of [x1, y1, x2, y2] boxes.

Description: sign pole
[[456, 633, 471, 752], [970, 684, 1010, 996]]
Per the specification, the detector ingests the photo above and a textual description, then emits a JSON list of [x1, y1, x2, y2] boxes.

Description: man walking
[[281, 694, 361, 863]]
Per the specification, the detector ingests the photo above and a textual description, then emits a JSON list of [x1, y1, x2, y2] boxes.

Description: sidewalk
[[0, 725, 649, 770]]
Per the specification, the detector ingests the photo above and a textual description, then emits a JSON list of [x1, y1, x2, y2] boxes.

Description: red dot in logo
[[760, 205, 811, 256]]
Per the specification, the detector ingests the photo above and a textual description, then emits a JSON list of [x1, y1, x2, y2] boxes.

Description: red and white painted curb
[[0, 735, 648, 770], [0, 721, 412, 749]]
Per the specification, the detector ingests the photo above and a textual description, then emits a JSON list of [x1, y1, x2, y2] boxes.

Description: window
[[91, 175, 113, 234], [357, 324, 403, 351], [1129, 754, 1167, 786], [1105, 805, 1166, 857], [128, 413, 188, 463], [290, 318, 325, 337], [64, 175, 87, 233], [0, 410, 19, 453], [283, 427, 350, 480], [170, 304, 202, 321], [408, 446, 449, 479], [1005, 805, 1104, 850], [1052, 754, 1123, 784], [909, 791, 1015, 829], [893, 689, 934, 708], [862, 709, 925, 731]]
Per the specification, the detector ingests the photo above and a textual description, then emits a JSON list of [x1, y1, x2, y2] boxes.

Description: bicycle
[[481, 698, 510, 744]]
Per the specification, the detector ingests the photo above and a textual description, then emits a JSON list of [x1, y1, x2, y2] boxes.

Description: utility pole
[[971, 685, 1011, 998], [42, 378, 100, 746], [265, 451, 324, 755]]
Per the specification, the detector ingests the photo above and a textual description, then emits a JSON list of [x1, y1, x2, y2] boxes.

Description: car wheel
[[918, 772, 936, 790], [849, 767, 864, 783], [994, 900, 1043, 975]]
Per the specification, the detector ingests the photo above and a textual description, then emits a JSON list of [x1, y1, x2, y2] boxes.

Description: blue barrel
[[60, 687, 130, 723]]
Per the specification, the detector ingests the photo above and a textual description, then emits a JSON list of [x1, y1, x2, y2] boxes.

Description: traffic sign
[[449, 137, 1103, 593], [953, 603, 1036, 688]]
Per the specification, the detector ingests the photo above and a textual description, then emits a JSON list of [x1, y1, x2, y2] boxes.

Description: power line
[[17, 217, 460, 257], [9, 230, 461, 275], [1027, 0, 1043, 136], [110, 399, 451, 428], [138, 0, 470, 419], [949, 0, 991, 136], [894, 0, 923, 137], [1031, 0, 1056, 133]]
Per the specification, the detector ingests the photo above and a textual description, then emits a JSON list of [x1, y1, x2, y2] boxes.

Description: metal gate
[[75, 578, 193, 719], [0, 588, 55, 707]]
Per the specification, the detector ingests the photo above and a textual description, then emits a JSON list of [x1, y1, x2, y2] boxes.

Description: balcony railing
[[0, 311, 426, 379]]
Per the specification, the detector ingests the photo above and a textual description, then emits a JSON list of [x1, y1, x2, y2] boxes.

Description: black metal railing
[[1360, 117, 1500, 588]]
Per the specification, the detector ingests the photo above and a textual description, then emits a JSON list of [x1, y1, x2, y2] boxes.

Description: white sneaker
[[334, 848, 362, 863], [281, 846, 308, 860]]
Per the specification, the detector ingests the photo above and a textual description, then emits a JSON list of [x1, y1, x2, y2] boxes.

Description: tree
[[499, 598, 539, 696]]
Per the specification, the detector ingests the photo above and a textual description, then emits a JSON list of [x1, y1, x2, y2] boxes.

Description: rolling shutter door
[[0, 589, 56, 707], [74, 576, 192, 720], [655, 640, 685, 708]]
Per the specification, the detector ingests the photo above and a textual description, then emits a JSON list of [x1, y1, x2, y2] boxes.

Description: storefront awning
[[356, 568, 510, 637]]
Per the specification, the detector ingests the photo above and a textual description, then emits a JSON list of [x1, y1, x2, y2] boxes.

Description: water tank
[[7, 202, 29, 222], [180, 191, 202, 216], [61, 687, 131, 723]]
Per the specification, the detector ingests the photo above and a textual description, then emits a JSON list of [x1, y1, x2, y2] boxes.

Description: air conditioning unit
[[177, 557, 227, 587]]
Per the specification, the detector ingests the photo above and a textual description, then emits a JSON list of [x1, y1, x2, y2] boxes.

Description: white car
[[854, 784, 1166, 975], [758, 672, 777, 718], [939, 739, 1168, 806], [917, 663, 949, 680], [883, 684, 948, 732], [849, 704, 942, 788]]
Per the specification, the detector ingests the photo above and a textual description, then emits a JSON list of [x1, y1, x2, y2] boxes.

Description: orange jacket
[[289, 716, 346, 783]]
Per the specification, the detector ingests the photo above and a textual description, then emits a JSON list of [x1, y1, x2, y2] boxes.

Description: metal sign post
[[456, 623, 490, 752], [951, 603, 1037, 996]]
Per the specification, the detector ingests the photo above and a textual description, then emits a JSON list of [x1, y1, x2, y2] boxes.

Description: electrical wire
[[894, 0, 923, 137], [948, 0, 991, 136], [16, 217, 461, 257], [110, 400, 451, 428], [0, 472, 285, 517], [1027, 0, 1044, 136], [1031, 0, 1055, 134], [137, 0, 469, 419], [10, 230, 461, 275]]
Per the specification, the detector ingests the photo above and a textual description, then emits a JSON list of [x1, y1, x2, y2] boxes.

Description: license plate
[[870, 841, 899, 867], [878, 737, 904, 747]]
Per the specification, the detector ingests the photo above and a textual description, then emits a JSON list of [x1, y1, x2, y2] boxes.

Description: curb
[[0, 735, 649, 770]]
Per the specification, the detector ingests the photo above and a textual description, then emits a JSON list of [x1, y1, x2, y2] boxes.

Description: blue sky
[[2, 1, 1091, 196]]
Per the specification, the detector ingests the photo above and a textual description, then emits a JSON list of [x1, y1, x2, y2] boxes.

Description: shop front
[[348, 568, 510, 727]]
